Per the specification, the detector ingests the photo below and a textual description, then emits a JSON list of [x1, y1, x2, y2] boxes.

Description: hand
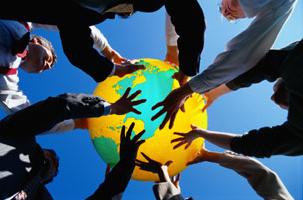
[[114, 62, 146, 78], [110, 87, 147, 115], [119, 122, 145, 161], [187, 148, 209, 166], [171, 124, 202, 149], [151, 84, 193, 130], [102, 46, 127, 64], [135, 152, 173, 174], [202, 84, 232, 112], [172, 71, 189, 87]]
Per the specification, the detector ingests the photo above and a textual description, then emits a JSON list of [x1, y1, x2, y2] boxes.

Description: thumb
[[191, 124, 198, 130]]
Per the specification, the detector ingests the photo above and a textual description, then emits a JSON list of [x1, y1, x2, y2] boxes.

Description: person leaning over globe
[[0, 0, 205, 86], [152, 0, 297, 130], [0, 89, 146, 199]]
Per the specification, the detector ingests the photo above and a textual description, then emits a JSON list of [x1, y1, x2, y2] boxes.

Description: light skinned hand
[[110, 87, 147, 115], [102, 46, 127, 64], [171, 124, 201, 149], [202, 84, 232, 112]]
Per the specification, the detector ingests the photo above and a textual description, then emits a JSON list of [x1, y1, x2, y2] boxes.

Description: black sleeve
[[0, 93, 109, 137], [230, 122, 303, 158], [86, 159, 135, 200], [226, 49, 289, 90], [58, 24, 114, 82], [165, 0, 205, 76]]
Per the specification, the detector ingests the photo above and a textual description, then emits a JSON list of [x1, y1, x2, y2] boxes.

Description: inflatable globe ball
[[87, 58, 207, 181]]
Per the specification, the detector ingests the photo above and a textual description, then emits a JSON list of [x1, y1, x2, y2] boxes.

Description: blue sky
[[1, 1, 302, 199]]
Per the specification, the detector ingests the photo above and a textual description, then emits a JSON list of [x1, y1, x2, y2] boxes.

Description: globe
[[87, 58, 207, 181]]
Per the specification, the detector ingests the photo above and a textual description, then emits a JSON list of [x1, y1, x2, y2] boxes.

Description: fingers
[[169, 112, 177, 129], [185, 142, 191, 149], [122, 87, 131, 99], [128, 90, 141, 100], [132, 130, 145, 142], [135, 159, 147, 167], [171, 137, 185, 143], [131, 107, 141, 115], [151, 107, 165, 121], [173, 141, 187, 150], [152, 101, 163, 111], [120, 125, 126, 142], [131, 99, 147, 106], [126, 122, 135, 140], [131, 64, 146, 71], [135, 140, 145, 149], [159, 113, 170, 130], [141, 152, 153, 162], [173, 132, 186, 137]]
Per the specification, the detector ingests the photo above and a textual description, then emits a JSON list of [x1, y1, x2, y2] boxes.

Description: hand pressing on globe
[[135, 153, 173, 182], [120, 122, 146, 162], [151, 83, 193, 129], [114, 60, 146, 77], [110, 87, 147, 115], [171, 124, 202, 150]]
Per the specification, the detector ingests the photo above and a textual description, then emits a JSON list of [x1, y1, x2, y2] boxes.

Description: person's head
[[21, 35, 57, 73], [219, 0, 246, 21], [42, 149, 59, 184], [271, 78, 289, 110]]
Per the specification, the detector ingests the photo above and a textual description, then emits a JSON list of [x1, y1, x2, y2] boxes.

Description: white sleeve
[[188, 0, 297, 94], [165, 12, 179, 46], [89, 25, 110, 52], [0, 90, 30, 114]]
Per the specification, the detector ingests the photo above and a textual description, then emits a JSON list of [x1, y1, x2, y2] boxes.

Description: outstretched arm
[[165, 0, 205, 77], [188, 0, 296, 95], [0, 93, 110, 137], [87, 123, 145, 200]]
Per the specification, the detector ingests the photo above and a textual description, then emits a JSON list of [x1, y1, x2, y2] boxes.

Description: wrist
[[179, 83, 193, 97]]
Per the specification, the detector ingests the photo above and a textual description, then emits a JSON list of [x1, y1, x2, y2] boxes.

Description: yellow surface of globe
[[87, 58, 207, 181]]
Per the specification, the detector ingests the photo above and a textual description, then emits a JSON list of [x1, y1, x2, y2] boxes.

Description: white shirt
[[0, 20, 29, 113], [188, 0, 297, 94], [165, 13, 178, 46]]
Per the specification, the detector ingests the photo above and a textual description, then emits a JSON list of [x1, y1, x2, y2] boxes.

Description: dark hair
[[31, 35, 57, 68]]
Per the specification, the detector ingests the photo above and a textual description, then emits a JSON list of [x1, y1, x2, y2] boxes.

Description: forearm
[[165, 0, 205, 76], [197, 130, 237, 150], [87, 159, 135, 200], [188, 2, 294, 94], [0, 94, 109, 137], [58, 24, 114, 82]]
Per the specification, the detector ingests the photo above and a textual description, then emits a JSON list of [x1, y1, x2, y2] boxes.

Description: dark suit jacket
[[0, 0, 205, 81]]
